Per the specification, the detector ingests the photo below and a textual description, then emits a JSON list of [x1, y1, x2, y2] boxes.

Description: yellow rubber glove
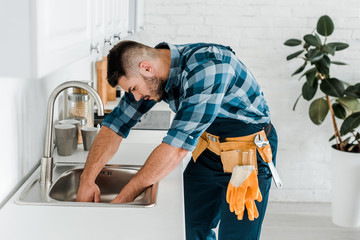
[[232, 189, 260, 221], [226, 165, 262, 221]]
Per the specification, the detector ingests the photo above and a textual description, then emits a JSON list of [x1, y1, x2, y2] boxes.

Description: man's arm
[[110, 142, 188, 203], [76, 126, 123, 202]]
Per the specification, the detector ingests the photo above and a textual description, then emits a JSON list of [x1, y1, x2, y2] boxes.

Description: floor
[[261, 202, 360, 240], [213, 202, 360, 240]]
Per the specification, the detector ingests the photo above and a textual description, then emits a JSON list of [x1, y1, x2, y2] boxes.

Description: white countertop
[[0, 130, 187, 240]]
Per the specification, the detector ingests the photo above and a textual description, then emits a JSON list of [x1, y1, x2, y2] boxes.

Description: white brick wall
[[128, 0, 360, 202]]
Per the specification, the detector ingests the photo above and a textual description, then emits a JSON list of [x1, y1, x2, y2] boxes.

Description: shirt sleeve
[[101, 92, 156, 138], [162, 60, 235, 151]]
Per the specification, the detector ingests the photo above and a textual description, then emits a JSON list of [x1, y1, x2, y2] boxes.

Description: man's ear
[[139, 61, 153, 76]]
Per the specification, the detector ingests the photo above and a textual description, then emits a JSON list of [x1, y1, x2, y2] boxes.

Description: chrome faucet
[[40, 81, 104, 185]]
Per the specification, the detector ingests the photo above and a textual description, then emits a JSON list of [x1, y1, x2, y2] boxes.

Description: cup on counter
[[54, 124, 76, 156], [59, 119, 80, 151], [81, 127, 98, 151]]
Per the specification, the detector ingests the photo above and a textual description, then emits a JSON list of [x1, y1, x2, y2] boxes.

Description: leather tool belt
[[192, 125, 273, 173]]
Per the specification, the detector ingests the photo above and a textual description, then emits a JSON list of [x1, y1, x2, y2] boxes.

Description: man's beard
[[142, 75, 167, 102]]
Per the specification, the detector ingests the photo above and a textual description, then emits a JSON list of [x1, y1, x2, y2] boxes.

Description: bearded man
[[77, 40, 278, 240]]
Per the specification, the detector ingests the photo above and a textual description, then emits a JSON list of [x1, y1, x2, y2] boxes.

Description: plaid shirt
[[102, 42, 270, 151]]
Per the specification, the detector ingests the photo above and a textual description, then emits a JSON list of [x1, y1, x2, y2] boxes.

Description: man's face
[[118, 73, 167, 102]]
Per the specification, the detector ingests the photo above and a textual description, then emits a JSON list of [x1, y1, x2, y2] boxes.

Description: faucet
[[40, 81, 104, 185]]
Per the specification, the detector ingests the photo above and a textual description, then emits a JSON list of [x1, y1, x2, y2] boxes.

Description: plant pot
[[331, 145, 360, 228]]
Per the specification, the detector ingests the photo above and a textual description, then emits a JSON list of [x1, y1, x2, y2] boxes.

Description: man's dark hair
[[107, 40, 153, 88]]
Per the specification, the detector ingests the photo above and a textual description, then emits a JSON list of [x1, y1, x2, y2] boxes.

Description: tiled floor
[[261, 202, 360, 240]]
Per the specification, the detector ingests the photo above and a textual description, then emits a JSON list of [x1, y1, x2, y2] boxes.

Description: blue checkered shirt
[[102, 42, 270, 151]]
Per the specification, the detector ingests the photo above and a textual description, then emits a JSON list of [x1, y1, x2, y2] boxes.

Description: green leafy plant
[[284, 15, 360, 153]]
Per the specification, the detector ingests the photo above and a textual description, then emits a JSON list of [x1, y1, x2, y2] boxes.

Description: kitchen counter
[[0, 130, 186, 240]]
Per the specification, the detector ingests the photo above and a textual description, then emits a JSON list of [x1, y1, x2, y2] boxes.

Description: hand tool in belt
[[253, 134, 283, 188]]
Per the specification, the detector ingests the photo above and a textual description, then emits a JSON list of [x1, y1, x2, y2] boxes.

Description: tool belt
[[192, 124, 273, 173]]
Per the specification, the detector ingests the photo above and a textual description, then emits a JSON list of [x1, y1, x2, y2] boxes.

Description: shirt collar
[[155, 42, 182, 93]]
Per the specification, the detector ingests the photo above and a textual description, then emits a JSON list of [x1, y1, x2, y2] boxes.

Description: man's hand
[[76, 126, 123, 202], [76, 180, 101, 202], [109, 186, 145, 204], [110, 193, 135, 204], [109, 142, 188, 204]]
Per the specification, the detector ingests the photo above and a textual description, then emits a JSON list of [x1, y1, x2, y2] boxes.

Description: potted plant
[[284, 15, 360, 228]]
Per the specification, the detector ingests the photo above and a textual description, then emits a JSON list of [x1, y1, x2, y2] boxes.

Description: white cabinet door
[[135, 0, 144, 32], [113, 0, 130, 40], [120, 0, 130, 39], [104, 0, 116, 39], [91, 0, 105, 56], [35, 0, 92, 77], [128, 0, 136, 36], [113, 0, 122, 36], [103, 0, 130, 50], [0, 0, 135, 78], [92, 0, 105, 42], [104, 0, 130, 43], [128, 0, 144, 36]]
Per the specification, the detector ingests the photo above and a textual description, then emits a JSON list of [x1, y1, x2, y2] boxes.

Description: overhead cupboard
[[1, 0, 144, 78]]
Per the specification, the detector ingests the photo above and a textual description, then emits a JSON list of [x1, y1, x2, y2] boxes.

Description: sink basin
[[50, 167, 148, 203], [16, 162, 158, 207]]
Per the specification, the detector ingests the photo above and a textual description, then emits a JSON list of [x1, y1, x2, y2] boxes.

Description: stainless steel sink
[[50, 166, 148, 203], [16, 162, 158, 207]]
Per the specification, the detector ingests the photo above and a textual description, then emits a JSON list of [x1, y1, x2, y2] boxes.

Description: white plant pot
[[331, 146, 360, 228]]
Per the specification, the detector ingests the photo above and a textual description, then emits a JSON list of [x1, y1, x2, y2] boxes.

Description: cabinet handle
[[90, 43, 101, 53], [113, 33, 121, 41], [139, 26, 144, 31], [128, 29, 135, 35], [104, 37, 114, 46]]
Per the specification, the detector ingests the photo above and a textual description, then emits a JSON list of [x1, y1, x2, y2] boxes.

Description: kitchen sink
[[16, 162, 158, 207], [50, 166, 148, 203]]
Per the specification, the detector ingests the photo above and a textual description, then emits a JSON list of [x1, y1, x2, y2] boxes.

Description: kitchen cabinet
[[129, 0, 144, 36], [102, 0, 130, 53], [0, 0, 139, 78], [91, 0, 105, 55], [104, 0, 116, 42], [1, 0, 93, 78], [35, 0, 92, 77], [99, 0, 131, 48], [117, 0, 130, 40], [135, 0, 145, 32]]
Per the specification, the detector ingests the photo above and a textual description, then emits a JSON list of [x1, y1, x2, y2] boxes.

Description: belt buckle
[[207, 134, 217, 142]]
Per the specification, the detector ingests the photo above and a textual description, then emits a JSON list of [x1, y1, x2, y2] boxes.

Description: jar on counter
[[67, 91, 93, 129]]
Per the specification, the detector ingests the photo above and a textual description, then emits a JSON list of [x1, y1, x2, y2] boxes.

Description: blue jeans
[[184, 126, 278, 240]]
